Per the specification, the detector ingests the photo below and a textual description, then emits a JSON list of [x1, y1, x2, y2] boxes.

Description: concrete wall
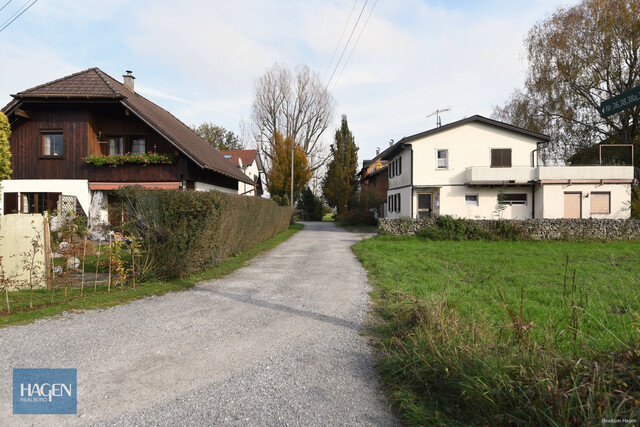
[[0, 214, 47, 289]]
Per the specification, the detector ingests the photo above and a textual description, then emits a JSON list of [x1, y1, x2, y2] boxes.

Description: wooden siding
[[9, 102, 237, 189]]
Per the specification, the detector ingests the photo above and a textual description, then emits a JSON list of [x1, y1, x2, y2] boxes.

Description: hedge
[[119, 189, 292, 279]]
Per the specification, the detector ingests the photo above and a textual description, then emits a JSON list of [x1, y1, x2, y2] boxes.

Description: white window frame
[[501, 193, 527, 206], [436, 149, 448, 170], [465, 194, 479, 206]]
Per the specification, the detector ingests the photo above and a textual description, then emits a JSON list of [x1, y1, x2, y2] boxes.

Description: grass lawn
[[322, 213, 335, 222], [0, 224, 303, 327], [355, 236, 640, 352], [353, 236, 640, 425]]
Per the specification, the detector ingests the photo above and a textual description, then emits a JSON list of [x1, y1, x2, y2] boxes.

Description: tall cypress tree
[[0, 112, 12, 181], [322, 115, 358, 214]]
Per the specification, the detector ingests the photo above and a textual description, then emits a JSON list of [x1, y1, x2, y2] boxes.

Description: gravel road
[[0, 221, 398, 426]]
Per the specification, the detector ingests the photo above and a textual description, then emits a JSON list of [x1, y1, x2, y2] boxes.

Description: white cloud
[[0, 0, 582, 160]]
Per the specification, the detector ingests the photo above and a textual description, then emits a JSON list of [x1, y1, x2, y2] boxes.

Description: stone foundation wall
[[379, 218, 640, 240]]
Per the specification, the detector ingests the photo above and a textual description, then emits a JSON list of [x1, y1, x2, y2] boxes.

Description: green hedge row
[[120, 189, 292, 279]]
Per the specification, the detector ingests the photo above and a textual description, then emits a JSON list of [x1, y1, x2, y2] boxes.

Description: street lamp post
[[291, 138, 294, 208]]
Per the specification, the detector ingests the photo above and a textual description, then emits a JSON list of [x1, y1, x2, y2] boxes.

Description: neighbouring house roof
[[218, 149, 263, 172], [2, 67, 253, 184], [381, 115, 550, 160]]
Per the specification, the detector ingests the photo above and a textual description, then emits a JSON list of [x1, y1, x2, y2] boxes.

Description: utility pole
[[291, 138, 294, 207]]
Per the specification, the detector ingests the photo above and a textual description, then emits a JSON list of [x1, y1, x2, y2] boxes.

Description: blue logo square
[[13, 369, 77, 414]]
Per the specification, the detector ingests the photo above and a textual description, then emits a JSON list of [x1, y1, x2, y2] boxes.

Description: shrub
[[417, 215, 487, 241], [336, 209, 377, 226], [631, 186, 640, 219], [297, 187, 323, 221], [119, 189, 291, 279], [417, 216, 525, 241]]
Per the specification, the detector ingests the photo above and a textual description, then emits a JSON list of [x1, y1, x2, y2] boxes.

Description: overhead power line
[[0, 0, 38, 34], [325, 0, 369, 90], [323, 0, 359, 83], [0, 0, 14, 13], [330, 0, 378, 92]]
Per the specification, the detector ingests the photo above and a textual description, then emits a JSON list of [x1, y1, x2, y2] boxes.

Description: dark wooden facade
[[8, 101, 238, 190]]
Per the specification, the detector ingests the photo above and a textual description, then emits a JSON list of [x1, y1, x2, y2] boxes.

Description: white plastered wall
[[238, 161, 258, 196], [538, 183, 631, 219], [386, 186, 412, 218], [410, 122, 539, 187], [433, 185, 533, 219], [194, 181, 238, 194], [0, 179, 90, 216]]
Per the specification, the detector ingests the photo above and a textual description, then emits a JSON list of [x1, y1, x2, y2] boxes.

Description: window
[[397, 157, 402, 175], [388, 195, 393, 212], [389, 162, 394, 178], [564, 192, 582, 219], [590, 192, 610, 214], [393, 193, 401, 212], [491, 149, 512, 167], [20, 192, 60, 214], [42, 132, 63, 156], [436, 149, 448, 169], [109, 137, 124, 155], [465, 194, 479, 206], [501, 193, 527, 205], [131, 137, 145, 154]]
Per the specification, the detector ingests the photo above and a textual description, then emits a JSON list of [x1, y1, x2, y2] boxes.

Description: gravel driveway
[[0, 221, 398, 426]]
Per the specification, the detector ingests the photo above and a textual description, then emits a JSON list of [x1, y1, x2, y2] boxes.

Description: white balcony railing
[[465, 166, 536, 183], [466, 165, 635, 184]]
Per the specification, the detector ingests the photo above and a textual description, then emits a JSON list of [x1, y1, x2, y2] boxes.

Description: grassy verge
[[322, 213, 335, 222], [0, 223, 303, 328], [353, 236, 640, 425]]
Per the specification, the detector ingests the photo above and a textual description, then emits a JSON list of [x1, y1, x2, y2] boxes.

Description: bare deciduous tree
[[251, 63, 336, 172], [493, 0, 640, 163]]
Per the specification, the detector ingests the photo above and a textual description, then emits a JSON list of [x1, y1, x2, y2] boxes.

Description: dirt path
[[0, 222, 397, 426]]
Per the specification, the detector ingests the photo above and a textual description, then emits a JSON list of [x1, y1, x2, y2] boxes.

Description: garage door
[[564, 192, 582, 219]]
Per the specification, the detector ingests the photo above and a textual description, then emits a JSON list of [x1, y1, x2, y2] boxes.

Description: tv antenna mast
[[427, 108, 451, 127]]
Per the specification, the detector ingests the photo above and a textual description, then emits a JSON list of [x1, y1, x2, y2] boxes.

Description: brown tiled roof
[[12, 68, 124, 98], [4, 68, 253, 184], [219, 149, 258, 168]]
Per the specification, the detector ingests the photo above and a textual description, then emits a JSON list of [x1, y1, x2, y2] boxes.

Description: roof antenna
[[427, 108, 451, 127]]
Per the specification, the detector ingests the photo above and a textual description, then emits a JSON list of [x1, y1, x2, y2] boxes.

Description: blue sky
[[0, 0, 580, 162]]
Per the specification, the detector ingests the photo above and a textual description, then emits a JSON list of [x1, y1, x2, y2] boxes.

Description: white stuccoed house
[[382, 115, 635, 220]]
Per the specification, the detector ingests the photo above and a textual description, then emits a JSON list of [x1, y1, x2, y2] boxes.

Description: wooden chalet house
[[1, 68, 254, 225]]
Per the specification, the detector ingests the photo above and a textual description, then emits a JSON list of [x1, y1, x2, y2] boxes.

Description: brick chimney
[[123, 70, 135, 92]]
